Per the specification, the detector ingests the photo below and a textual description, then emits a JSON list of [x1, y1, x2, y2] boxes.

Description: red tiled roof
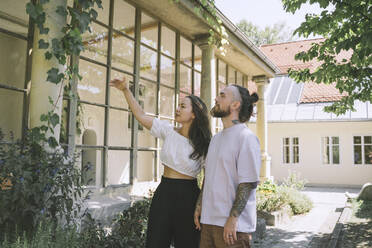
[[260, 39, 350, 103]]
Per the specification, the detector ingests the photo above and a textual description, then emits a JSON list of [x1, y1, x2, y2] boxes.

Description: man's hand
[[109, 77, 128, 92], [223, 216, 238, 245], [194, 205, 201, 230]]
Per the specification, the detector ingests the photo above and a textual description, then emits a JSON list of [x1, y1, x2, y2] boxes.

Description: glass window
[[79, 148, 102, 186], [0, 89, 23, 140], [180, 64, 192, 93], [81, 22, 108, 64], [194, 45, 202, 71], [180, 36, 192, 66], [218, 59, 226, 83], [138, 129, 156, 148], [160, 55, 175, 87], [354, 136, 372, 164], [137, 151, 155, 182], [0, 33, 27, 89], [77, 104, 105, 146], [108, 109, 131, 147], [79, 60, 107, 104], [322, 137, 340, 165], [140, 80, 156, 114], [237, 71, 243, 86], [283, 137, 299, 164], [160, 86, 175, 118], [112, 32, 134, 72], [194, 71, 201, 97], [228, 66, 236, 85], [365, 144, 372, 165], [140, 45, 157, 81], [354, 144, 362, 164], [161, 26, 175, 58], [0, 0, 29, 36], [109, 71, 131, 109], [113, 0, 135, 38], [107, 150, 130, 185], [141, 13, 158, 49], [283, 138, 290, 164], [95, 0, 110, 24]]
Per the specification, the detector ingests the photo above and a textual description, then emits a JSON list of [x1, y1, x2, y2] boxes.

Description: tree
[[237, 20, 293, 46], [282, 0, 372, 115]]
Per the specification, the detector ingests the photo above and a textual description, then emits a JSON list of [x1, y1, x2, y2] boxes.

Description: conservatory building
[[0, 0, 278, 189]]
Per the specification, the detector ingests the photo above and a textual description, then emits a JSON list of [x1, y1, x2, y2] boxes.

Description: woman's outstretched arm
[[109, 77, 153, 130]]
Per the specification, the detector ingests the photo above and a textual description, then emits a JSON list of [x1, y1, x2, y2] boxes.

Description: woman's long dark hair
[[186, 95, 212, 161]]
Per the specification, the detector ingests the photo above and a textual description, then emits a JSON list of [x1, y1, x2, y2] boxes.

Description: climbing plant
[[26, 0, 102, 147], [172, 0, 229, 51]]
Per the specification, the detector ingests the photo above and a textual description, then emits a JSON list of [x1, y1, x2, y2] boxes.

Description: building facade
[[0, 0, 278, 189], [254, 40, 372, 187]]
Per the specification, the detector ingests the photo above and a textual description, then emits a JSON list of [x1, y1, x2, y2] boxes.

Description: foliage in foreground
[[257, 173, 313, 215], [282, 0, 372, 115], [0, 128, 87, 242], [0, 198, 152, 248]]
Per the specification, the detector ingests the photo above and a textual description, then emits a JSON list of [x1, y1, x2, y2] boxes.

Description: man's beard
[[210, 104, 231, 118]]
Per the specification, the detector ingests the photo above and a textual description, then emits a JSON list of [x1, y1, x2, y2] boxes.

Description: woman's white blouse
[[150, 118, 202, 178]]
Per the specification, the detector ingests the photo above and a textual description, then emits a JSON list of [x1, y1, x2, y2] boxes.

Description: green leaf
[[40, 114, 48, 122], [50, 114, 60, 128], [26, 3, 41, 19], [40, 126, 48, 132], [47, 137, 58, 148], [47, 68, 64, 84], [56, 6, 68, 18], [39, 26, 50, 35], [89, 9, 98, 20], [45, 51, 52, 60], [38, 39, 49, 49]]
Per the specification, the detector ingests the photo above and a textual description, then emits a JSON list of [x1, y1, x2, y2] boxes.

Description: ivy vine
[[26, 0, 102, 147], [173, 0, 229, 50]]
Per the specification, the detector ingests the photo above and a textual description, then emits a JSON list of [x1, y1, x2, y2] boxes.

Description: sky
[[215, 0, 326, 37]]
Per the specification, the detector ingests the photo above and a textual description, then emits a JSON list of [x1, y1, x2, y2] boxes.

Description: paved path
[[253, 187, 360, 248]]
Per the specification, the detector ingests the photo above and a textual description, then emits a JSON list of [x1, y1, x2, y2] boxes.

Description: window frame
[[321, 136, 341, 165], [282, 136, 300, 165], [353, 135, 372, 166]]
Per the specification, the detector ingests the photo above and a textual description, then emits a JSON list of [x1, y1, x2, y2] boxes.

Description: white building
[[249, 39, 372, 187]]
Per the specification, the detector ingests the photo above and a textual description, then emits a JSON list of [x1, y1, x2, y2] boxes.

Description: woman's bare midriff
[[162, 164, 194, 180]]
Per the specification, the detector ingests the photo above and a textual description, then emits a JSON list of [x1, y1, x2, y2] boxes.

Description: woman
[[110, 77, 211, 248]]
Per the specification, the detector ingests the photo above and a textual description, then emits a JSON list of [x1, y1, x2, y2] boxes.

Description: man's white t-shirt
[[200, 123, 261, 233]]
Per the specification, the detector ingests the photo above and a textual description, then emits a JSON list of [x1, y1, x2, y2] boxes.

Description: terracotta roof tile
[[259, 39, 350, 103]]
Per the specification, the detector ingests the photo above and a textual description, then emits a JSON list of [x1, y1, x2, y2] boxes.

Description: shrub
[[257, 176, 313, 215], [0, 220, 82, 248], [109, 198, 152, 248], [279, 187, 313, 215], [282, 170, 307, 190], [0, 128, 87, 241]]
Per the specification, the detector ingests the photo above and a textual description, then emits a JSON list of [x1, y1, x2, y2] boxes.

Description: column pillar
[[196, 36, 217, 134], [29, 0, 67, 144], [253, 75, 272, 182]]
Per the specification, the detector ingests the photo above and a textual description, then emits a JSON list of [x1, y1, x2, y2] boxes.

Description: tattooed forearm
[[229, 182, 258, 218]]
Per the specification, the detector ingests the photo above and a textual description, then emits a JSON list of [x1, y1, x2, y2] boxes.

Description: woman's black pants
[[146, 176, 200, 248]]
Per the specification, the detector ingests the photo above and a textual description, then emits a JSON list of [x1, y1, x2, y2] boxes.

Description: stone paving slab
[[253, 187, 360, 248]]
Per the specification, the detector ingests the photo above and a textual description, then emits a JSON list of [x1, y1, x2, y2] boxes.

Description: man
[[194, 85, 261, 248]]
